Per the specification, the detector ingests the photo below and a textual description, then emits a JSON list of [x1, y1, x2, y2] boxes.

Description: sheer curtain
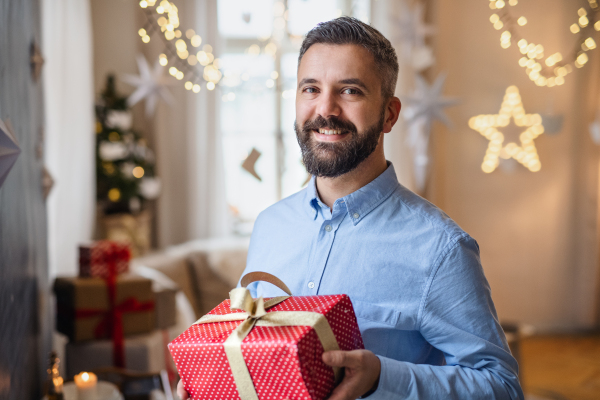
[[153, 0, 229, 247], [42, 0, 95, 277]]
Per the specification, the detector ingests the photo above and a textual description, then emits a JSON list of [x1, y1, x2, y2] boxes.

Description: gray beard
[[295, 110, 385, 178]]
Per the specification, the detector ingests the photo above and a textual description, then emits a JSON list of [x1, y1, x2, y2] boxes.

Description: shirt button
[[325, 225, 332, 232], [308, 281, 315, 289], [353, 212, 360, 219]]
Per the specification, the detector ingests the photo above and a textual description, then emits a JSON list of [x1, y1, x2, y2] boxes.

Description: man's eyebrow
[[298, 78, 369, 91], [339, 78, 368, 90], [298, 78, 318, 88]]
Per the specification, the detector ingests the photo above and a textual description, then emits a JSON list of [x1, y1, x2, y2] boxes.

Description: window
[[217, 0, 371, 235]]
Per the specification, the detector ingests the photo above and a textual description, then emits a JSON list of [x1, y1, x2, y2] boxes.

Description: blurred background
[[1, 0, 600, 399]]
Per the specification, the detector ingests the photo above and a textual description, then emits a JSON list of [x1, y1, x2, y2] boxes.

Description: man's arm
[[329, 236, 524, 400]]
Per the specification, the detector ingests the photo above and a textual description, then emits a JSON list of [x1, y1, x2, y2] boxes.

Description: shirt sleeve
[[367, 235, 524, 400]]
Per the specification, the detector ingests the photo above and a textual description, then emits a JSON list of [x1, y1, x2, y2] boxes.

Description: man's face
[[295, 44, 386, 178]]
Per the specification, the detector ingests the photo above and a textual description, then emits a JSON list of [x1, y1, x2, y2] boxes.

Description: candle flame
[[82, 372, 89, 382]]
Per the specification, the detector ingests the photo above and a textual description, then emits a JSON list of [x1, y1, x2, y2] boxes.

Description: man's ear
[[383, 97, 401, 134]]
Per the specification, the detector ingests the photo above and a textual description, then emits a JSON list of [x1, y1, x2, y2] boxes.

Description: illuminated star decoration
[[121, 55, 174, 116], [403, 73, 458, 192], [392, 0, 436, 71], [469, 86, 544, 173]]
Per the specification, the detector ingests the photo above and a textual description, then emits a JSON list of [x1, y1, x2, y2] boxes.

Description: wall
[[0, 0, 51, 399], [430, 0, 600, 330]]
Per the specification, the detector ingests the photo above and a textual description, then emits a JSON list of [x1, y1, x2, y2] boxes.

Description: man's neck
[[315, 148, 388, 210]]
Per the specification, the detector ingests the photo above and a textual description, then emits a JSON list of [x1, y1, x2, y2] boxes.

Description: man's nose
[[316, 91, 341, 119]]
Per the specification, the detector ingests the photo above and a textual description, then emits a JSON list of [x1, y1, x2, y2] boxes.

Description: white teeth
[[318, 129, 343, 135]]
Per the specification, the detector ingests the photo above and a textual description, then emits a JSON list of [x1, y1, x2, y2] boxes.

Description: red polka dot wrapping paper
[[169, 294, 364, 400]]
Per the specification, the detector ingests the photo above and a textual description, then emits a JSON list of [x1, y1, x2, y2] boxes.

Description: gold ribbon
[[194, 287, 341, 400]]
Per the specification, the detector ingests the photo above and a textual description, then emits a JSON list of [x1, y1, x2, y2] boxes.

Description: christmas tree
[[95, 75, 160, 215]]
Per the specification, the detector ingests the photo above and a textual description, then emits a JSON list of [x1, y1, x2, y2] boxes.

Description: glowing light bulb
[[207, 82, 215, 90], [185, 81, 193, 90], [108, 188, 121, 202], [517, 16, 527, 26], [571, 23, 581, 33], [192, 84, 201, 93], [132, 166, 145, 178]]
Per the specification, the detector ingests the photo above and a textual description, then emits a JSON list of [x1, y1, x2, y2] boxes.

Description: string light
[[138, 0, 221, 93], [108, 188, 121, 202], [489, 0, 600, 87], [469, 86, 544, 173]]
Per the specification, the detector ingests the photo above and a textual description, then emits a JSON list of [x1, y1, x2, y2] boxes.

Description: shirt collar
[[305, 162, 400, 225]]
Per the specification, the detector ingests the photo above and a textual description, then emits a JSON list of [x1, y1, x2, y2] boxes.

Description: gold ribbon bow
[[194, 272, 341, 400]]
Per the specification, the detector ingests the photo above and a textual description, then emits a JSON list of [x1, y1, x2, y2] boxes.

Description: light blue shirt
[[240, 163, 523, 399]]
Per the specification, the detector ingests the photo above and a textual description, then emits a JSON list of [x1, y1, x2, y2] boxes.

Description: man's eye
[[304, 87, 317, 93], [343, 88, 360, 95]]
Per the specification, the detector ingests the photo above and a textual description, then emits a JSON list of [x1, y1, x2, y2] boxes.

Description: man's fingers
[[323, 350, 365, 368], [177, 379, 189, 400]]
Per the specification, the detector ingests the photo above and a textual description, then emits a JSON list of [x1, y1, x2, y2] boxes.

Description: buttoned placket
[[305, 198, 348, 294]]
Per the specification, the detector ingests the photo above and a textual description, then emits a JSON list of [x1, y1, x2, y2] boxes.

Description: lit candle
[[74, 372, 97, 400]]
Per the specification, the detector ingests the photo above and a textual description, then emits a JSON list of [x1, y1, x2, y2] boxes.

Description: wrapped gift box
[[79, 240, 131, 278], [54, 275, 155, 342], [65, 330, 167, 378], [154, 286, 177, 330], [169, 293, 364, 400]]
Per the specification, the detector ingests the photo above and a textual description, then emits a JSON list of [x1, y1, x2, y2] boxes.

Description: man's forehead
[[297, 44, 378, 85]]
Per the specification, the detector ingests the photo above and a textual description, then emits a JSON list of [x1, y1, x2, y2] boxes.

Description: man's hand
[[322, 349, 381, 400], [177, 378, 189, 400]]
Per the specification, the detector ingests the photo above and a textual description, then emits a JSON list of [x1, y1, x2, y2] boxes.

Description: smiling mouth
[[314, 128, 349, 135]]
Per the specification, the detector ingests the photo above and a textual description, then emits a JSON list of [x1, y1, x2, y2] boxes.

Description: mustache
[[301, 115, 357, 134]]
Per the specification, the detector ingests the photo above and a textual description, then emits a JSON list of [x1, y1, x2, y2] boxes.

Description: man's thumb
[[322, 350, 347, 367]]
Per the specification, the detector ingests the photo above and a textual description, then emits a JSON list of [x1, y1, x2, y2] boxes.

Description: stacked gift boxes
[[53, 240, 178, 377]]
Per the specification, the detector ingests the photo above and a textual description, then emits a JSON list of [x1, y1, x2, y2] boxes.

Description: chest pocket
[[351, 300, 401, 328]]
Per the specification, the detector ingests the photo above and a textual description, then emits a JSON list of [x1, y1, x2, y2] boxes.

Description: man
[[179, 17, 523, 400]]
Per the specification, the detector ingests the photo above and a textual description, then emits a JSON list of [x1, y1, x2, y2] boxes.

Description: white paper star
[[121, 55, 175, 117], [403, 73, 458, 193], [403, 73, 458, 131], [392, 1, 436, 71], [0, 119, 21, 188]]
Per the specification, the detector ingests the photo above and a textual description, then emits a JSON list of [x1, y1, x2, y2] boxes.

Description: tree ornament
[[469, 86, 544, 173], [121, 55, 175, 117]]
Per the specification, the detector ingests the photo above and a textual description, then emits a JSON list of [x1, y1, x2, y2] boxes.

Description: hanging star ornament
[[0, 119, 21, 188], [391, 0, 436, 71], [121, 55, 175, 117], [404, 73, 458, 131], [469, 86, 544, 173], [403, 73, 458, 193]]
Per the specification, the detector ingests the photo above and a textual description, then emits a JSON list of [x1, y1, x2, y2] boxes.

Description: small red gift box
[[168, 273, 364, 400], [79, 240, 131, 278]]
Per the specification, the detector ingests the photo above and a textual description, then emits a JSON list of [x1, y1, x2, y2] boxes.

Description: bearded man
[[179, 17, 523, 400]]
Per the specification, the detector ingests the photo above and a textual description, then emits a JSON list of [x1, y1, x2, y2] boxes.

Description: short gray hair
[[298, 16, 399, 99]]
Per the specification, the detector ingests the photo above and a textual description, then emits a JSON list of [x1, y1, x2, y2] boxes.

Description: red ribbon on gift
[[75, 297, 155, 367], [75, 241, 145, 368]]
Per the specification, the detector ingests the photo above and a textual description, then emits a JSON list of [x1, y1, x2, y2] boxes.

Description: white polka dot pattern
[[168, 295, 364, 400]]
